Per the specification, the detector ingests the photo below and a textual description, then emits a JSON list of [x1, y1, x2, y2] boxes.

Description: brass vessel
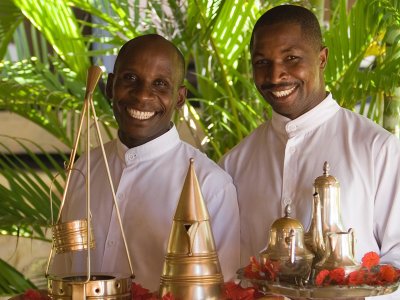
[[260, 205, 314, 284], [304, 193, 326, 266], [159, 158, 224, 299], [315, 228, 360, 275], [45, 66, 134, 299], [52, 219, 95, 254], [48, 275, 131, 300], [312, 161, 345, 235], [305, 161, 345, 265]]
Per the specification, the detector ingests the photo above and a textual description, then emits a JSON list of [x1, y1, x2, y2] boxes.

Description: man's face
[[251, 22, 328, 120], [107, 40, 186, 147]]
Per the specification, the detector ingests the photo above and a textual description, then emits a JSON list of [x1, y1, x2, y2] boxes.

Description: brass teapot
[[305, 161, 345, 265], [312, 161, 345, 235], [315, 228, 360, 275], [260, 205, 314, 284]]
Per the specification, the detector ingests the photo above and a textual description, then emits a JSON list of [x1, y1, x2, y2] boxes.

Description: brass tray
[[238, 269, 400, 299]]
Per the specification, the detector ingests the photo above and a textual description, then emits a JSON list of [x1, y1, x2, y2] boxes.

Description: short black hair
[[113, 34, 186, 85], [250, 5, 323, 52]]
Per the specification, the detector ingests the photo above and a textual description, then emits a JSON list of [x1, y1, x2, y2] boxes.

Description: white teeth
[[272, 86, 296, 98], [127, 108, 155, 120]]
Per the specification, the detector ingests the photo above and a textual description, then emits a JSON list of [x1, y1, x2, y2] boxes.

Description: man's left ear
[[176, 86, 187, 109], [320, 46, 328, 69]]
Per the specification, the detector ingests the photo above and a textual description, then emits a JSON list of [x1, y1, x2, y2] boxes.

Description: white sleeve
[[207, 182, 240, 281]]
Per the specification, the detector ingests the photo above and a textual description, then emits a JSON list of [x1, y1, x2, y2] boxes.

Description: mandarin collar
[[116, 124, 180, 165], [270, 93, 340, 139]]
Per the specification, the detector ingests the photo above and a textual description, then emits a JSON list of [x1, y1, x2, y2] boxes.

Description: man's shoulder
[[220, 122, 268, 163], [178, 141, 234, 185], [73, 139, 118, 166], [339, 108, 398, 143]]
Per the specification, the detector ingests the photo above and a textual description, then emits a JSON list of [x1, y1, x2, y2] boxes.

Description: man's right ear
[[106, 73, 114, 99]]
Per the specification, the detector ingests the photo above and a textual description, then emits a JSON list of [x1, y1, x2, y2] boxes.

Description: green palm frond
[[325, 0, 400, 122], [0, 136, 66, 238], [0, 0, 24, 59], [12, 0, 90, 81], [0, 259, 36, 296]]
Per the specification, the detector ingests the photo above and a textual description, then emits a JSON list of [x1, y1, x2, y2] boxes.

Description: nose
[[267, 62, 288, 83], [132, 82, 154, 102]]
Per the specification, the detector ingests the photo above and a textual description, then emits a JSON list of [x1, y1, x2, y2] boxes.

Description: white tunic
[[52, 125, 240, 291], [220, 94, 400, 299]]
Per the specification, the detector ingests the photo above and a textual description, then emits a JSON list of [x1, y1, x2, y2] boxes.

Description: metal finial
[[284, 204, 292, 217], [323, 161, 330, 176]]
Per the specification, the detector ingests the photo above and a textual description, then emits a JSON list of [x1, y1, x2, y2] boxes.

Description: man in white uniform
[[53, 34, 240, 291], [220, 5, 400, 300]]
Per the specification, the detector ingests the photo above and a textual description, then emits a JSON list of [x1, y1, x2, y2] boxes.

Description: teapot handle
[[288, 229, 296, 263], [348, 228, 355, 257]]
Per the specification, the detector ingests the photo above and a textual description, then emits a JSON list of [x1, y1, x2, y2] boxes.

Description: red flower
[[329, 268, 345, 285], [161, 292, 175, 300], [23, 289, 47, 300], [348, 269, 367, 285], [379, 265, 397, 283], [223, 281, 255, 300], [132, 282, 155, 300], [361, 251, 380, 270], [315, 270, 330, 286], [243, 256, 263, 280], [263, 260, 279, 281]]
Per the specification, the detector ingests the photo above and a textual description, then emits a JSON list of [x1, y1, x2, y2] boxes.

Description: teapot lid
[[270, 205, 304, 231], [314, 161, 339, 187]]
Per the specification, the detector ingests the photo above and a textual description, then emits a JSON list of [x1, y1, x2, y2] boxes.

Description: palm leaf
[[0, 137, 66, 238], [12, 0, 90, 81], [0, 259, 36, 296], [325, 0, 400, 124], [0, 0, 24, 59]]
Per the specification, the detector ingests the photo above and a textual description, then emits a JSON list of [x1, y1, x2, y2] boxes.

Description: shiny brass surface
[[159, 158, 223, 299], [48, 274, 132, 300], [313, 161, 345, 236], [239, 267, 400, 299], [46, 66, 134, 287], [243, 275, 400, 299], [315, 229, 359, 275], [260, 205, 314, 284], [304, 193, 326, 266], [52, 219, 95, 254]]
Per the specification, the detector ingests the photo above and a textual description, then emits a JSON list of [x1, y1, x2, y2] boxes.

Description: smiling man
[[220, 5, 400, 300], [52, 34, 240, 291]]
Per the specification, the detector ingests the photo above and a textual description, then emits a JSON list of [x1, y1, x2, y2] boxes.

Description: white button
[[287, 124, 297, 132], [128, 154, 135, 160], [107, 240, 115, 247], [117, 193, 124, 200], [289, 147, 296, 154], [283, 197, 291, 205]]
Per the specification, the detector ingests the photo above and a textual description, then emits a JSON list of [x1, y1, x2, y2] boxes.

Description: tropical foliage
[[0, 0, 400, 295]]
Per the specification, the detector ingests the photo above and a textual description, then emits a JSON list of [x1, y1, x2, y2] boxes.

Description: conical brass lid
[[160, 158, 223, 299], [174, 158, 210, 222], [166, 158, 217, 255], [314, 161, 339, 187]]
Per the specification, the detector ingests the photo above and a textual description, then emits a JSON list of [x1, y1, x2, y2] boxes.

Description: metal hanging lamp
[[45, 66, 134, 300]]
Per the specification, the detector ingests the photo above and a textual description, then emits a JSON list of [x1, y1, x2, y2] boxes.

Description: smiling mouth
[[126, 108, 156, 120], [271, 86, 296, 98]]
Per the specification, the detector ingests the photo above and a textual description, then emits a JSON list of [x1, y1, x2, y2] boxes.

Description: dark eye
[[154, 79, 168, 87], [122, 73, 137, 81], [253, 59, 269, 66], [286, 55, 299, 61]]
